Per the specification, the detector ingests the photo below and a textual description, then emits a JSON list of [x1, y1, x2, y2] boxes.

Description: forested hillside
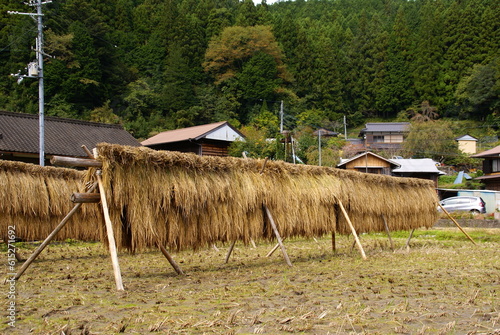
[[0, 0, 498, 142]]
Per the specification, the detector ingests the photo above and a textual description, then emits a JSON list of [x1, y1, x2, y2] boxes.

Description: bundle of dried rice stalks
[[0, 160, 100, 242], [89, 144, 439, 252]]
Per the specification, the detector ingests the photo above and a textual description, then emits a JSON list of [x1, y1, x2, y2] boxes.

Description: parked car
[[438, 196, 486, 214]]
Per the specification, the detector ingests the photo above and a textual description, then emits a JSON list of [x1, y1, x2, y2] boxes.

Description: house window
[[492, 159, 500, 172], [385, 134, 404, 143], [373, 136, 384, 143]]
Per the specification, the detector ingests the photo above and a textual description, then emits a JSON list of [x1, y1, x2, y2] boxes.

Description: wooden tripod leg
[[338, 200, 367, 260], [438, 203, 477, 245], [264, 205, 292, 267], [15, 183, 98, 280], [266, 238, 287, 257], [225, 241, 236, 263], [406, 229, 415, 250], [382, 215, 394, 251], [96, 170, 124, 291], [332, 232, 336, 253], [157, 242, 184, 275]]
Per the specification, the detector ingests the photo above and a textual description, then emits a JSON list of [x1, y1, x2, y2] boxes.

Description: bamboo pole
[[225, 240, 236, 263], [14, 183, 98, 280], [157, 242, 184, 275], [382, 215, 394, 251], [338, 200, 367, 260], [438, 203, 477, 245], [264, 205, 292, 267]]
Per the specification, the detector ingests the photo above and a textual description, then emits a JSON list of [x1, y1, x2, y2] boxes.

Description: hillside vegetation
[[0, 0, 498, 163]]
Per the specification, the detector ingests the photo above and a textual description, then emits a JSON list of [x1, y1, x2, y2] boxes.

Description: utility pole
[[280, 100, 284, 133], [344, 115, 347, 140], [9, 0, 51, 166], [318, 129, 322, 167]]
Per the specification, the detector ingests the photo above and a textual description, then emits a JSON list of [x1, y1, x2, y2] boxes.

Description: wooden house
[[142, 121, 245, 157], [358, 122, 410, 150], [337, 151, 399, 175], [0, 110, 141, 165], [471, 145, 500, 191]]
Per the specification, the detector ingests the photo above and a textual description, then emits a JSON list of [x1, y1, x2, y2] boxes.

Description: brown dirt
[[2, 229, 500, 334]]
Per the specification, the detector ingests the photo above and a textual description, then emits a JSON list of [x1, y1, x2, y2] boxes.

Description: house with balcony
[[358, 122, 410, 151]]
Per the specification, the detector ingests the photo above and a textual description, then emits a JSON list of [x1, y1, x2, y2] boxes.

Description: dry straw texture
[[0, 160, 100, 242], [90, 143, 439, 252]]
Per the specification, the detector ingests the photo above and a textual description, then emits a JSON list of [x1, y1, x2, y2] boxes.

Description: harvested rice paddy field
[[2, 226, 500, 335]]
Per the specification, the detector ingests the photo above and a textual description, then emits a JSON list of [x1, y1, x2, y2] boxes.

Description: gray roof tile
[[0, 111, 140, 157]]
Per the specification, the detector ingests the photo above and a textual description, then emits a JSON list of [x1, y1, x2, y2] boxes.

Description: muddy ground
[[2, 226, 499, 335]]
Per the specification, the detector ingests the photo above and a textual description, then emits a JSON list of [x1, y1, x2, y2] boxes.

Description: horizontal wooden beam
[[71, 192, 100, 203], [50, 155, 102, 168]]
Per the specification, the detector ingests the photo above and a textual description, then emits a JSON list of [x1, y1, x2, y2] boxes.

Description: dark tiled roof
[[0, 111, 140, 157], [360, 122, 410, 134]]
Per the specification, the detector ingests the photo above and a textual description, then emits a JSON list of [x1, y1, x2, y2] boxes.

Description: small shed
[[456, 135, 478, 154], [142, 121, 244, 157], [337, 151, 399, 175]]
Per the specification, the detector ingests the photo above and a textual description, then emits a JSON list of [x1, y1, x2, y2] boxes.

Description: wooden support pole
[[332, 231, 336, 253], [250, 239, 257, 248], [382, 215, 394, 251], [157, 242, 184, 275], [225, 240, 237, 263], [92, 147, 125, 291], [266, 237, 287, 257], [71, 192, 100, 203], [406, 229, 415, 250], [96, 170, 124, 291], [50, 155, 102, 168], [266, 243, 280, 257], [81, 145, 94, 159], [438, 203, 477, 245], [338, 200, 367, 260], [264, 205, 292, 267], [15, 183, 98, 280]]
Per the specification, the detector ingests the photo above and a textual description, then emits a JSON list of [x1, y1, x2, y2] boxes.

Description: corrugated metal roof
[[455, 134, 478, 141], [141, 121, 244, 146], [0, 110, 140, 157], [391, 158, 445, 175]]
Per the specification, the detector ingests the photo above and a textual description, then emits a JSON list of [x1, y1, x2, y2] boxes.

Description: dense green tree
[[412, 0, 446, 108], [377, 6, 413, 117], [455, 59, 500, 118], [403, 120, 461, 163]]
